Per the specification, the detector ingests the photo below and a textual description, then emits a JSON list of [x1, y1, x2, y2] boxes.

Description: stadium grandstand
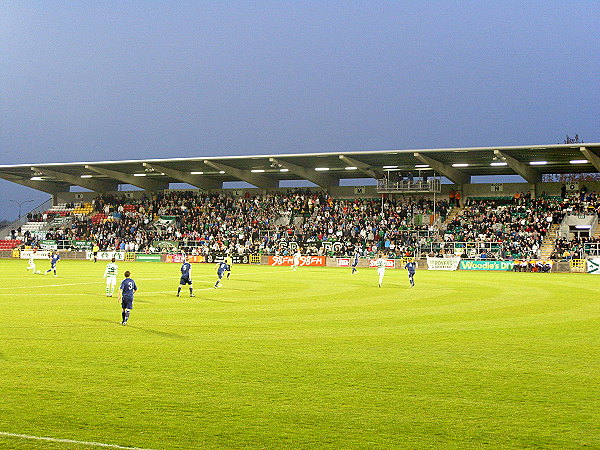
[[1, 143, 599, 269]]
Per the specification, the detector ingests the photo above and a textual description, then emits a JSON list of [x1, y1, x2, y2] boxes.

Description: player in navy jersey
[[44, 251, 60, 277], [404, 259, 417, 287], [214, 260, 229, 288], [118, 270, 137, 325], [351, 251, 360, 274], [177, 257, 194, 297], [224, 255, 232, 279]]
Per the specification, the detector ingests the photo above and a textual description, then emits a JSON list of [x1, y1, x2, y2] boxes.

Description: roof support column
[[85, 165, 168, 191], [31, 167, 118, 192], [579, 147, 600, 173], [203, 160, 278, 189], [493, 150, 541, 183], [143, 163, 222, 190], [269, 158, 338, 189], [413, 152, 471, 185]]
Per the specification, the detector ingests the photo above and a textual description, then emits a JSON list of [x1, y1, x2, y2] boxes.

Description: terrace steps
[[539, 223, 560, 259]]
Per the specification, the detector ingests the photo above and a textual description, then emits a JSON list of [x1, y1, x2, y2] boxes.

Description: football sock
[[227, 272, 230, 279], [189, 288, 193, 295], [121, 311, 125, 322], [177, 286, 181, 295], [124, 310, 130, 323]]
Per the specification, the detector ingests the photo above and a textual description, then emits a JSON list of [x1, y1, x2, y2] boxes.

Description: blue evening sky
[[1, 1, 599, 220]]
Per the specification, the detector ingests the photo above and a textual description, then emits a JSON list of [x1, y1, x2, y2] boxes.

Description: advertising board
[[85, 251, 126, 261], [268, 255, 326, 266], [368, 259, 396, 269], [426, 256, 461, 271], [587, 258, 600, 274], [459, 260, 514, 271]]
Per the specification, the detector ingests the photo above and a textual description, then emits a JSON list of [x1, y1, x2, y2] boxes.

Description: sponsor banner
[[86, 251, 126, 261], [337, 258, 350, 267], [269, 255, 326, 266], [39, 240, 58, 250], [135, 254, 162, 262], [459, 260, 514, 271], [205, 253, 250, 264], [587, 258, 600, 275], [21, 250, 51, 260], [427, 256, 461, 271], [164, 254, 205, 263], [368, 259, 396, 269], [73, 240, 93, 248], [165, 254, 186, 263], [153, 240, 179, 249]]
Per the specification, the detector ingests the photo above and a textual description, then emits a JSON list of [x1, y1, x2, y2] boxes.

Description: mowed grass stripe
[[0, 259, 598, 448]]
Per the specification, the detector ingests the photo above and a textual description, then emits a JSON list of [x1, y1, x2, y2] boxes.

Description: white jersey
[[375, 258, 386, 269], [104, 262, 119, 278]]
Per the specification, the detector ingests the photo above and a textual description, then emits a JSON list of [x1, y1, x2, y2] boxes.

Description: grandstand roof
[[1, 143, 599, 194]]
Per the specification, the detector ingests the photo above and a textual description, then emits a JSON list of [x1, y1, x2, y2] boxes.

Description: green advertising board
[[135, 254, 162, 262], [459, 260, 514, 271]]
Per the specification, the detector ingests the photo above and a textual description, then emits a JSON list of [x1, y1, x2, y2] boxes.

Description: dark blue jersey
[[352, 253, 360, 267], [404, 262, 416, 274], [50, 254, 60, 267], [217, 262, 229, 276], [181, 262, 192, 278], [120, 278, 137, 299]]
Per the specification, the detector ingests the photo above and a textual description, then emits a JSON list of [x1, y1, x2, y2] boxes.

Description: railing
[[0, 198, 53, 239], [377, 178, 441, 193]]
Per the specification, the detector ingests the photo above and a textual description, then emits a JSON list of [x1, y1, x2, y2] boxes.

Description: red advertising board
[[164, 254, 205, 263], [268, 255, 326, 266], [337, 258, 350, 267]]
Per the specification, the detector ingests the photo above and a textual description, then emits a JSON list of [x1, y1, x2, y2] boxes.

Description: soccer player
[[375, 253, 386, 287], [44, 251, 60, 277], [351, 250, 360, 274], [291, 248, 301, 271], [177, 256, 194, 297], [103, 257, 119, 297], [214, 260, 229, 288], [224, 254, 232, 279], [26, 248, 39, 274], [118, 270, 137, 325], [404, 258, 417, 288]]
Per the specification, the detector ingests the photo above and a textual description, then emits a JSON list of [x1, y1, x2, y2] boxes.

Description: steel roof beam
[[31, 167, 118, 192], [0, 173, 69, 195], [338, 155, 382, 179], [85, 165, 168, 191], [142, 163, 222, 190], [493, 150, 541, 183], [203, 160, 278, 189], [269, 158, 339, 189], [413, 152, 471, 185], [579, 147, 600, 173]]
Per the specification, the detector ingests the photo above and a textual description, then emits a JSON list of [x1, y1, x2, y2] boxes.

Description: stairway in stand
[[441, 205, 463, 228], [539, 223, 560, 259]]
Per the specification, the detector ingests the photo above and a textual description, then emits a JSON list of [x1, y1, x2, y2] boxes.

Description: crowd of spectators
[[11, 188, 600, 259], [552, 236, 600, 260]]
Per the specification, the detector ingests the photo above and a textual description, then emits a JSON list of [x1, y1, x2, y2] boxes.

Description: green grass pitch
[[0, 259, 598, 449]]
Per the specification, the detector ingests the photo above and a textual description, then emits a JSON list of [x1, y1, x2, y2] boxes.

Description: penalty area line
[[0, 431, 157, 450]]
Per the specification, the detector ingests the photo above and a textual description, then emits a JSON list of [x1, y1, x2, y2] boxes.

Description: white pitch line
[[0, 431, 157, 450]]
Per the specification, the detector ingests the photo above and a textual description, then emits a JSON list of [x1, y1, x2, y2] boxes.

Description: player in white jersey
[[291, 248, 301, 271], [103, 257, 119, 297], [375, 254, 386, 287], [26, 249, 40, 274]]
